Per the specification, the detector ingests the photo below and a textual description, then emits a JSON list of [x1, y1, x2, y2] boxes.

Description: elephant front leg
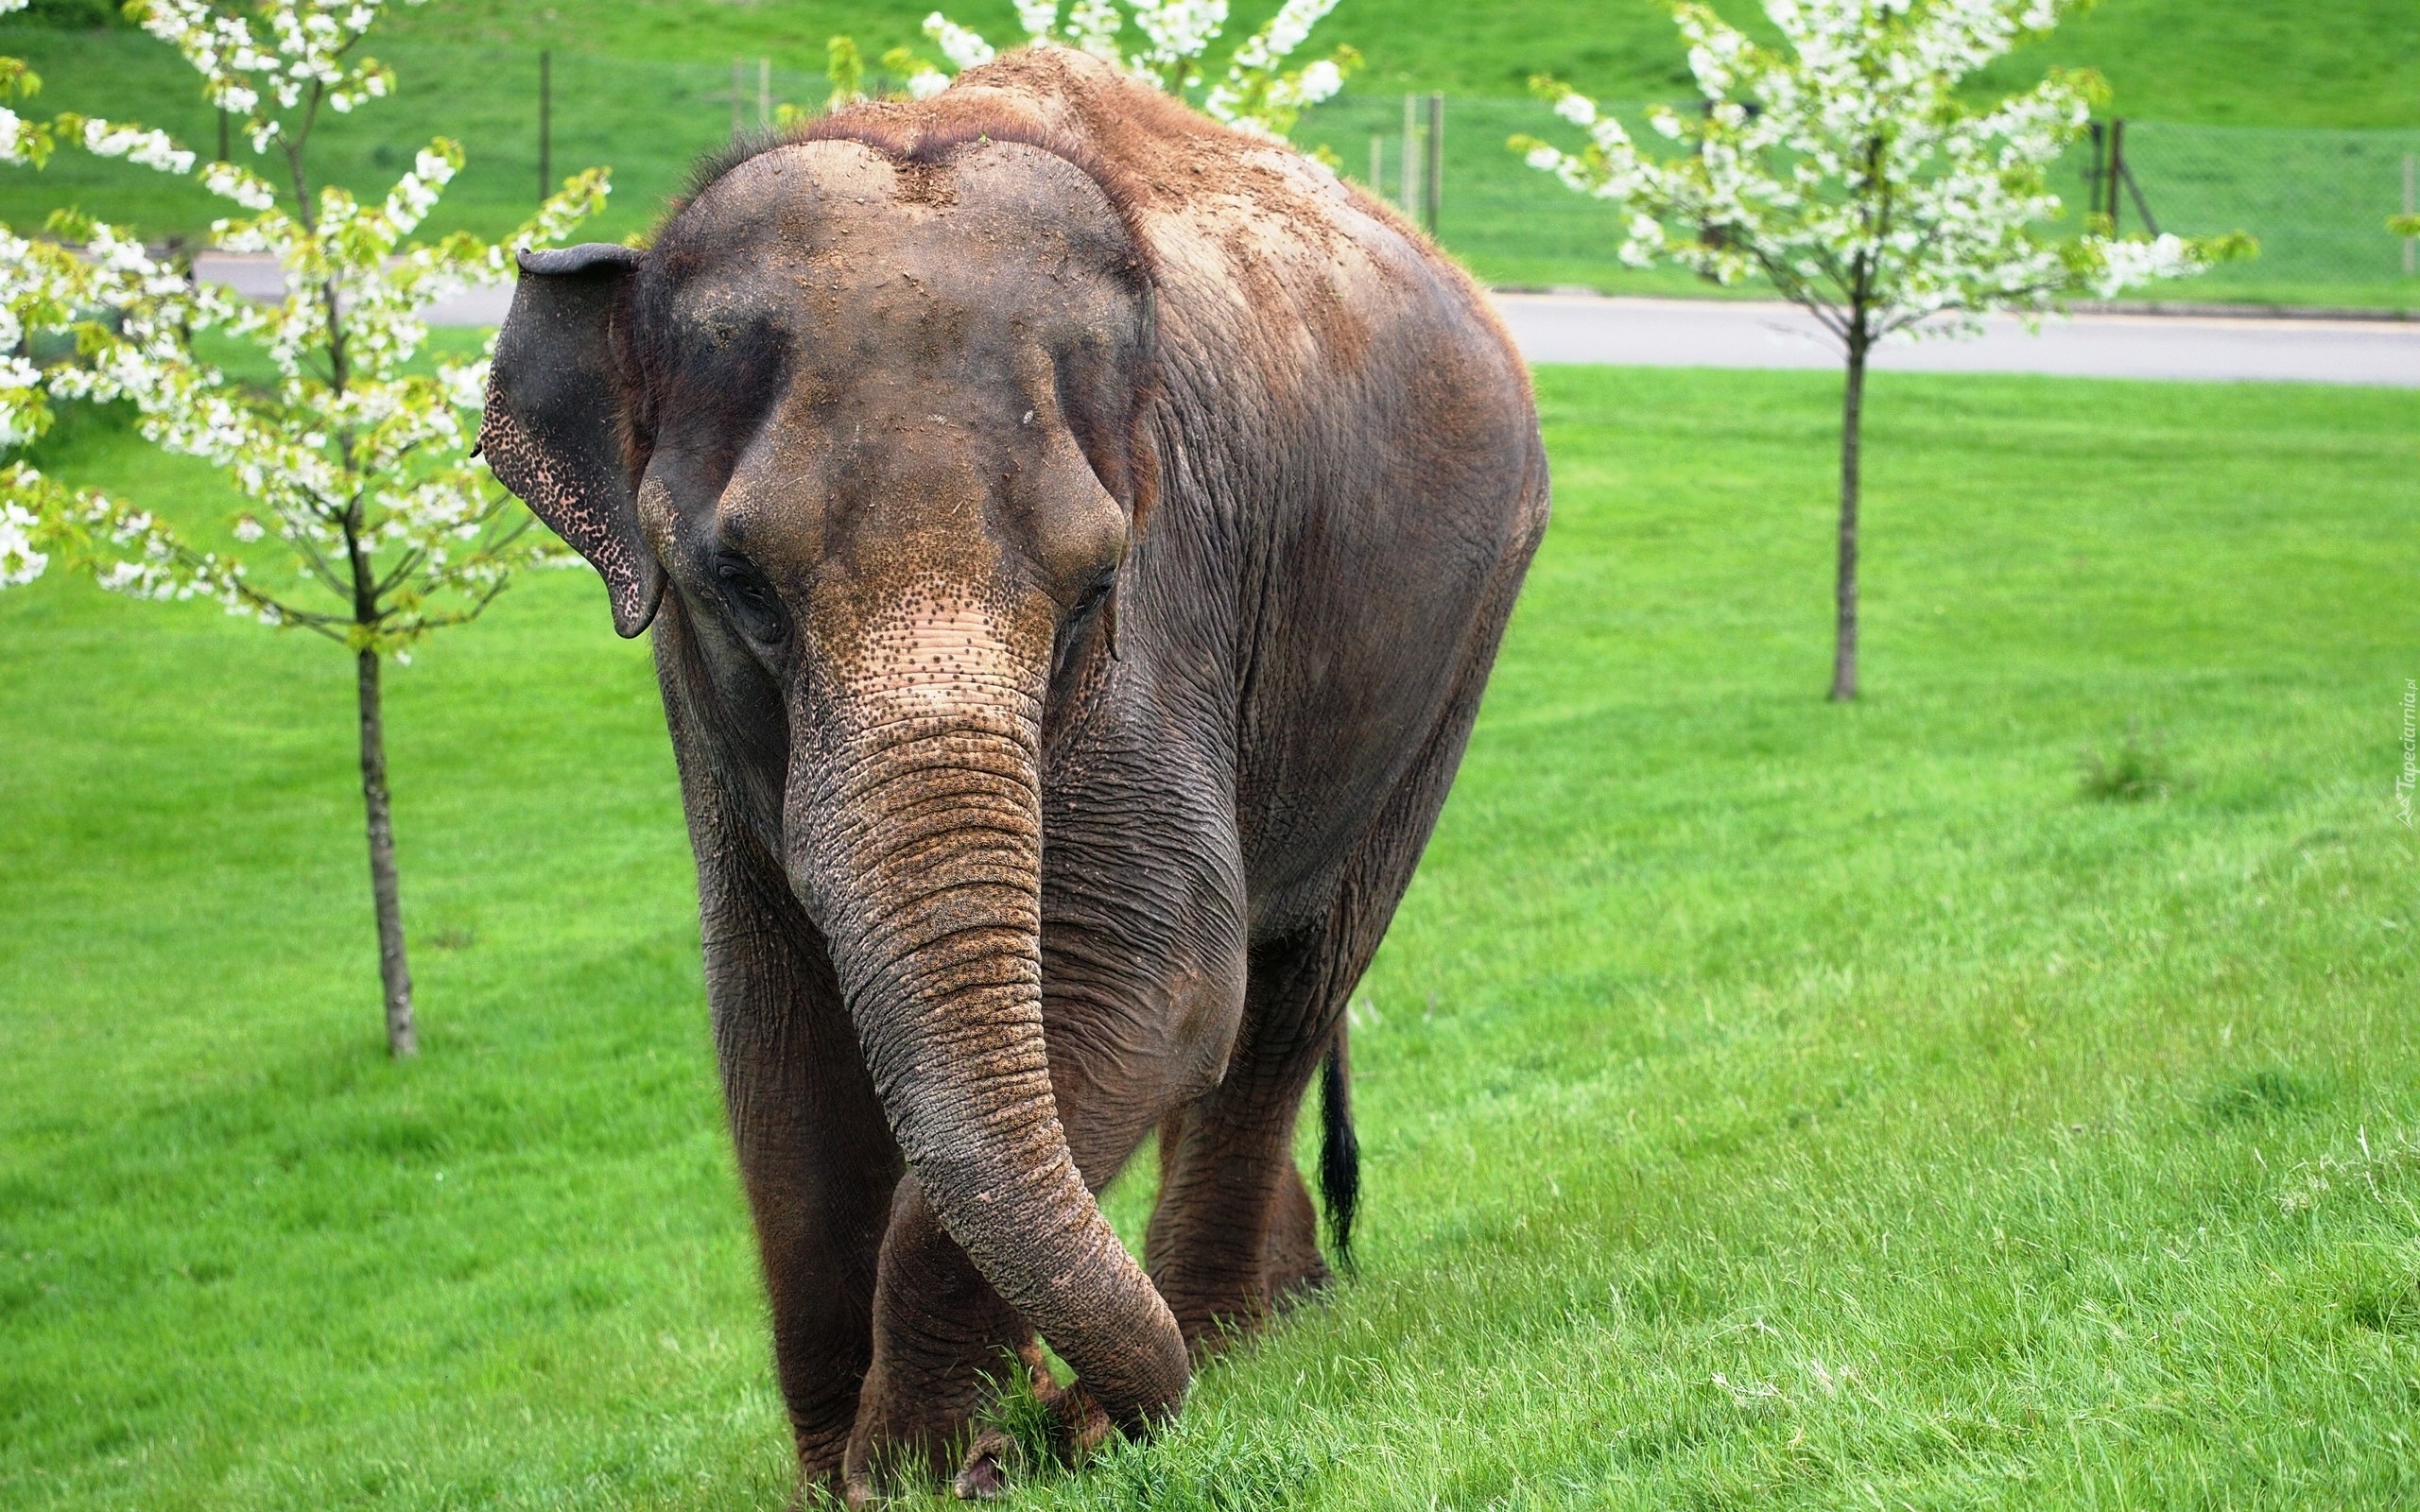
[[700, 860, 904, 1493], [844, 1176, 1050, 1501]]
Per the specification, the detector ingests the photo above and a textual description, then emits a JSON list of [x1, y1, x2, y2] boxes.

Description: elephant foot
[[952, 1437, 1011, 1501], [1266, 1156, 1336, 1304], [786, 1434, 852, 1510], [839, 1469, 877, 1511], [788, 1477, 843, 1512], [950, 1374, 1114, 1500], [841, 1413, 960, 1507]]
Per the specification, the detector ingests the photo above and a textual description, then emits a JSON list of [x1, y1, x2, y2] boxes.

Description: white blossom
[[912, 0, 1346, 139], [0, 6, 44, 170], [201, 160, 278, 210], [81, 117, 198, 175], [2086, 232, 2204, 297], [1515, 0, 2236, 345], [0, 500, 46, 586], [1130, 0, 1226, 83], [136, 0, 401, 153], [923, 12, 998, 71], [1201, 0, 1350, 138], [1512, 0, 2246, 702], [1066, 0, 1124, 61], [1, 0, 608, 660], [0, 330, 39, 449], [1228, 0, 1338, 72]]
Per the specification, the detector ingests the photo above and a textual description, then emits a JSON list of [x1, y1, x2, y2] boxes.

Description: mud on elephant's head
[[478, 120, 1189, 1432]]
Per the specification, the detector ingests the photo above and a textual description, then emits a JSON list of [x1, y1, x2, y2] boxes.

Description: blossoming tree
[[1, 0, 608, 1057], [1517, 0, 2247, 701], [884, 0, 1357, 141]]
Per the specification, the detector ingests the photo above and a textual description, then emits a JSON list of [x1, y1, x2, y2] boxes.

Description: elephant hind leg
[[1144, 932, 1344, 1351], [1263, 1156, 1334, 1310], [1149, 513, 1532, 1346]]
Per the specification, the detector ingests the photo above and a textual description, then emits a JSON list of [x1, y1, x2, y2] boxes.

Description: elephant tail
[[1320, 1023, 1360, 1275]]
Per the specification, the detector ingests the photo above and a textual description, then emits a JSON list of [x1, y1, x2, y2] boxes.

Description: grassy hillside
[[4, 368, 2416, 1509], [4, 2, 2415, 301], [9, 0, 2414, 123], [353, 0, 2420, 126]]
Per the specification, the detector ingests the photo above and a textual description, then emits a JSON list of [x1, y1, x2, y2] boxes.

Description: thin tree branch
[[372, 545, 429, 598]]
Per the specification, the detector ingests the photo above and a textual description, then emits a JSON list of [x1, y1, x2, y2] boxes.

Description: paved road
[[192, 252, 517, 326], [1491, 292, 2420, 386], [194, 254, 2420, 386]]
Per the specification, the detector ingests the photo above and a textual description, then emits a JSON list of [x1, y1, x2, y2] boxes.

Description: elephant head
[[477, 128, 1183, 1427]]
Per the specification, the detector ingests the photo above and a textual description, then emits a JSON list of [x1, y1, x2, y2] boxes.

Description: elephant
[[477, 43, 1547, 1503]]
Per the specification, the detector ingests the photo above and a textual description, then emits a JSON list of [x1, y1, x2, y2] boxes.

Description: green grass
[[100, 0, 2420, 125], [5, 369, 2420, 1509], [5, 1, 2419, 301], [1304, 95, 2420, 306]]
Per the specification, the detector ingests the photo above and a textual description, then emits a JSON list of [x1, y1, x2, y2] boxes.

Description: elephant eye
[[1071, 563, 1115, 623], [714, 555, 790, 644], [1050, 563, 1118, 680]]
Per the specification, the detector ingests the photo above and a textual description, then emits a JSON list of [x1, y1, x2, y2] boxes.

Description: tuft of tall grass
[[2078, 723, 2177, 801]]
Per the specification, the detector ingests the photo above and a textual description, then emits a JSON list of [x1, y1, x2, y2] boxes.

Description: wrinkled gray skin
[[479, 46, 1546, 1504]]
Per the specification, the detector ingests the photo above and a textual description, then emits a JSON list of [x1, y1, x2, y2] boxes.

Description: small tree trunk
[[356, 646, 417, 1057], [1830, 333, 1869, 703]]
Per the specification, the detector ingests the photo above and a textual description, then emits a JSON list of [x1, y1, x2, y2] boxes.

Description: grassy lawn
[[5, 1, 2418, 303], [10, 0, 2405, 123], [4, 365, 2416, 1509]]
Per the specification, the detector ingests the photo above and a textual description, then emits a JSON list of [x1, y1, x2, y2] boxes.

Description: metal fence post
[[537, 50, 552, 200], [732, 57, 745, 141], [2107, 117, 2125, 233], [2405, 153, 2415, 278], [1426, 92, 1443, 238], [1401, 94, 1418, 222], [2083, 120, 2104, 223]]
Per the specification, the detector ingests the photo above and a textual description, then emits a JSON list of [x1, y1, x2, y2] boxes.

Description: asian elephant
[[478, 43, 1547, 1503]]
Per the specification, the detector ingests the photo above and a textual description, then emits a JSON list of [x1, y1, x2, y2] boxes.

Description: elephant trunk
[[785, 595, 1187, 1429]]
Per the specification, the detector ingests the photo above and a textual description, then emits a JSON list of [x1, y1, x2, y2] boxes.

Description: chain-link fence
[[2093, 121, 2420, 297], [3, 26, 2414, 310], [1299, 94, 2420, 309], [0, 35, 839, 246]]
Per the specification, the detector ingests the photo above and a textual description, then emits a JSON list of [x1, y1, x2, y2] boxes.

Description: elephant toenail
[[952, 1452, 1007, 1501]]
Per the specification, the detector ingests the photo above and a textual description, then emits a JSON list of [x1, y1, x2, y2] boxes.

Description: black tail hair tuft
[[1319, 1026, 1360, 1275]]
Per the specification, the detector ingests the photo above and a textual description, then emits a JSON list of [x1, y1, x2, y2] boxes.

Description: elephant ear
[[480, 243, 664, 638]]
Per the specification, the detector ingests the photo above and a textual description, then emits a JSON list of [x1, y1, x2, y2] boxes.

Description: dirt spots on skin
[[893, 158, 958, 208]]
